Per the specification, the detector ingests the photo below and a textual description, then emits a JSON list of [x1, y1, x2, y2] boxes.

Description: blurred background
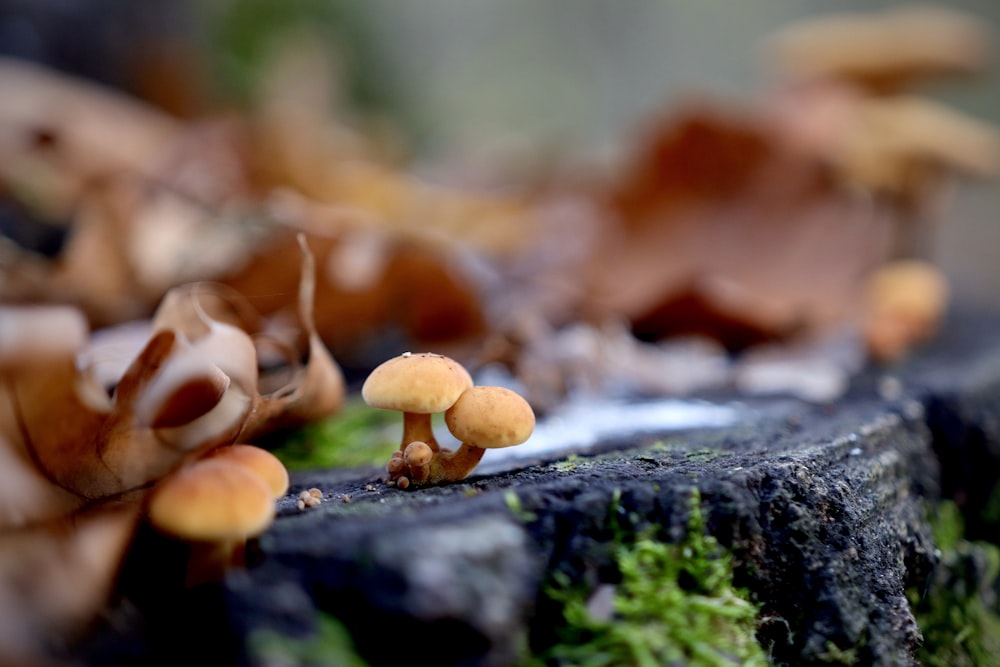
[[1, 0, 998, 307]]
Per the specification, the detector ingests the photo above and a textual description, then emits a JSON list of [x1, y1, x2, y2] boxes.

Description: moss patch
[[269, 397, 400, 470], [248, 612, 368, 667], [528, 490, 766, 666], [505, 490, 539, 523], [910, 501, 1000, 666]]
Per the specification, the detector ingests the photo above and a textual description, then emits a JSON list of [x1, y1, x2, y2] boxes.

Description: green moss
[[910, 500, 1000, 666], [816, 640, 858, 665], [248, 611, 368, 667], [648, 441, 724, 464], [269, 397, 400, 470], [505, 490, 538, 523], [530, 490, 766, 667], [684, 448, 723, 463], [553, 455, 585, 472]]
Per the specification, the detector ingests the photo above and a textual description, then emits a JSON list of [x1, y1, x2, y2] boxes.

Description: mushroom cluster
[[362, 352, 535, 488]]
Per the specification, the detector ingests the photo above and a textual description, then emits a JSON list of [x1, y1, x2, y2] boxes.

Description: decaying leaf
[[0, 237, 345, 664], [597, 106, 897, 344], [1, 236, 342, 509], [216, 193, 492, 368], [4, 13, 991, 400], [0, 506, 139, 667]]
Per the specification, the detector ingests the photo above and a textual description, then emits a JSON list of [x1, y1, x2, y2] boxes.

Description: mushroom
[[146, 455, 277, 585], [832, 95, 999, 199], [763, 6, 993, 94], [361, 351, 473, 485], [422, 385, 534, 485], [863, 259, 949, 363]]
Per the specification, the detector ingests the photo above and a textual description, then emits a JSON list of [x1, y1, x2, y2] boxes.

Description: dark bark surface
[[82, 312, 1000, 667]]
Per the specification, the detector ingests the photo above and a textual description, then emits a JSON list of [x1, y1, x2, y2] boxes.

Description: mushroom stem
[[426, 444, 487, 484], [184, 538, 243, 587], [400, 412, 440, 452]]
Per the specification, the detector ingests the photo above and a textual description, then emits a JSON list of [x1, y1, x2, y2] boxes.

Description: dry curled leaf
[[0, 238, 344, 665], [588, 105, 895, 348]]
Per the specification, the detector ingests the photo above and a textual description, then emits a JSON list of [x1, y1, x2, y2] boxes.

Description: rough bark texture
[[80, 313, 1000, 667]]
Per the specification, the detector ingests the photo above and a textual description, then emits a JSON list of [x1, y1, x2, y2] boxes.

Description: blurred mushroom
[[361, 351, 473, 457], [764, 6, 993, 94], [833, 96, 999, 196], [863, 259, 949, 363], [761, 6, 997, 216], [146, 456, 276, 585], [833, 95, 998, 258], [203, 443, 290, 499], [761, 6, 999, 258]]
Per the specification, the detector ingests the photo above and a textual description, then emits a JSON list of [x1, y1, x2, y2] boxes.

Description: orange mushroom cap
[[362, 352, 473, 414], [204, 444, 290, 499], [445, 386, 535, 449], [147, 458, 275, 542]]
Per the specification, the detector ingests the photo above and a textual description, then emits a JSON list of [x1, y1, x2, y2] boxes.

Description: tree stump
[[84, 313, 1000, 666]]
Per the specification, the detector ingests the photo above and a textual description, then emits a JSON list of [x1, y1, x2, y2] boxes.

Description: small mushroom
[[146, 456, 276, 585], [361, 351, 473, 485], [863, 259, 949, 363], [417, 385, 535, 485]]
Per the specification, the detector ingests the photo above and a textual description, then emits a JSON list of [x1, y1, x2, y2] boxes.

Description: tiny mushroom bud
[[386, 451, 406, 476], [403, 441, 434, 484], [146, 457, 276, 585]]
